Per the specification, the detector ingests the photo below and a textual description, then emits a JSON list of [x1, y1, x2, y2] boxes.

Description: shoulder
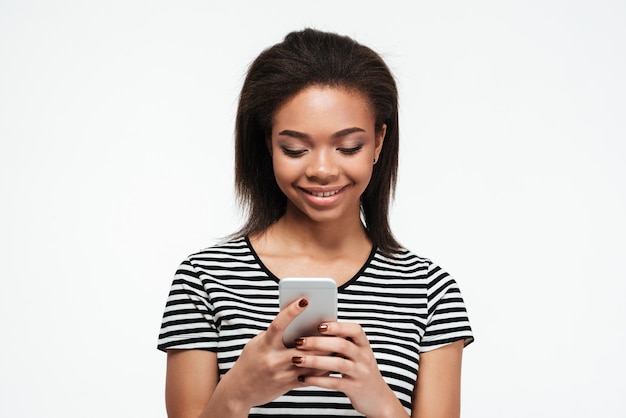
[[184, 237, 254, 265], [170, 237, 256, 281], [370, 246, 434, 276], [369, 247, 455, 288], [189, 236, 250, 257]]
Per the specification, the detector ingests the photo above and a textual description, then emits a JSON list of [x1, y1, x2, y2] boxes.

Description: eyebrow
[[277, 127, 366, 140]]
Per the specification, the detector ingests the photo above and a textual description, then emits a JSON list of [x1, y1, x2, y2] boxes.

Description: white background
[[1, 1, 624, 417]]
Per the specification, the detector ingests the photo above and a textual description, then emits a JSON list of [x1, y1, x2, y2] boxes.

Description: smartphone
[[279, 277, 338, 347]]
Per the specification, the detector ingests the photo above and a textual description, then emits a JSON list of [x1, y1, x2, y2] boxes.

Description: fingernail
[[318, 323, 328, 332], [295, 338, 305, 347], [297, 375, 306, 383], [292, 356, 303, 364], [298, 298, 308, 308]]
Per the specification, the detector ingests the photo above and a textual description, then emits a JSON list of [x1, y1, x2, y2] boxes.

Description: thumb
[[266, 297, 308, 344]]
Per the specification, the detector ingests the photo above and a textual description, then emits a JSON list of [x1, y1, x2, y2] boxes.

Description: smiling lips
[[310, 189, 339, 197], [302, 185, 347, 198]]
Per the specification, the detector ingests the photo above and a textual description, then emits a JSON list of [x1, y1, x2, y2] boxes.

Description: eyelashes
[[337, 144, 363, 154], [280, 147, 307, 157], [280, 144, 363, 157]]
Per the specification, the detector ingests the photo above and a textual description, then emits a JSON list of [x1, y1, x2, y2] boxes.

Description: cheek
[[350, 157, 375, 181], [272, 158, 296, 187]]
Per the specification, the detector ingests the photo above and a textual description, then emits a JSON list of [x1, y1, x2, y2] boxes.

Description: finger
[[290, 365, 331, 388], [317, 321, 369, 346], [294, 335, 351, 354], [292, 366, 330, 378], [296, 374, 344, 391], [265, 297, 308, 342], [291, 353, 352, 375]]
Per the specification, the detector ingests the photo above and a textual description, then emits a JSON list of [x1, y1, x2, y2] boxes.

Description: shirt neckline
[[244, 236, 377, 291]]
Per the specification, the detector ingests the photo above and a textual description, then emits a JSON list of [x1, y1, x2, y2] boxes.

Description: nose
[[305, 149, 338, 183]]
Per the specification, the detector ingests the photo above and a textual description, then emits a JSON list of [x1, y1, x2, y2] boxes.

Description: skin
[[165, 86, 465, 418]]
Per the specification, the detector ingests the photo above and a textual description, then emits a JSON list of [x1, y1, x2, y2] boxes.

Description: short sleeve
[[420, 262, 474, 352], [157, 258, 219, 352]]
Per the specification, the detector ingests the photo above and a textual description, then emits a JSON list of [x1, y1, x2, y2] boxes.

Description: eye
[[337, 144, 363, 155], [280, 146, 307, 157]]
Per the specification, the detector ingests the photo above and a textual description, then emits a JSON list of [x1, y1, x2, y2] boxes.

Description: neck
[[265, 209, 371, 256]]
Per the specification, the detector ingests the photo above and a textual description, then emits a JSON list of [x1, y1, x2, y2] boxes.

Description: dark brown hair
[[232, 28, 401, 253]]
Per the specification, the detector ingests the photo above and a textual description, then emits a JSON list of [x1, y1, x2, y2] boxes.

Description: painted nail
[[298, 298, 308, 308], [292, 356, 303, 364], [295, 338, 305, 347], [318, 323, 329, 332], [297, 375, 306, 383]]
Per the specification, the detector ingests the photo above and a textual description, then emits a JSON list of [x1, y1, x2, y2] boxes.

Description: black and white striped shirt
[[158, 237, 473, 417]]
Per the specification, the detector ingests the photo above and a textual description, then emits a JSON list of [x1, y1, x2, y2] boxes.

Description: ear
[[374, 124, 386, 162]]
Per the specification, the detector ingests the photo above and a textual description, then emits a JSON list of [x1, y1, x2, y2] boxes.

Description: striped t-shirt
[[158, 237, 473, 417]]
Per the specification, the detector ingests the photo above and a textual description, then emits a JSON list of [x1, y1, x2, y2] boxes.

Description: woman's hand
[[290, 322, 409, 418], [204, 298, 317, 416]]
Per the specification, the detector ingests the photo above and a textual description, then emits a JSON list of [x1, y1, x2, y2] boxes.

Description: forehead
[[272, 86, 375, 129]]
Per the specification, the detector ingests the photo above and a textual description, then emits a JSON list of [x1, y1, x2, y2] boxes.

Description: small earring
[[373, 157, 377, 164]]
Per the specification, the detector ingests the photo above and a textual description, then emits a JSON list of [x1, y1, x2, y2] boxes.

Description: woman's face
[[270, 86, 385, 225]]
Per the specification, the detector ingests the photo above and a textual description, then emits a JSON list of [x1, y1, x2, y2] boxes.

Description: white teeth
[[311, 190, 339, 197]]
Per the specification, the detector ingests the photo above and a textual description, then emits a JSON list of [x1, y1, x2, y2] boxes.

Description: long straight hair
[[231, 28, 401, 254]]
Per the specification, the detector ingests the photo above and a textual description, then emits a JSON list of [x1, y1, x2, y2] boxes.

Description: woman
[[158, 28, 473, 418]]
